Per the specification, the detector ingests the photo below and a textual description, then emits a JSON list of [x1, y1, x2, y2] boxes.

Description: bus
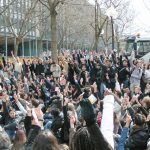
[[125, 36, 150, 58]]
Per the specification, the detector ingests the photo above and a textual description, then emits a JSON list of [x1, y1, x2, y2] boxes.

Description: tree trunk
[[51, 10, 58, 63], [14, 38, 21, 57], [38, 39, 43, 57], [93, 36, 99, 52]]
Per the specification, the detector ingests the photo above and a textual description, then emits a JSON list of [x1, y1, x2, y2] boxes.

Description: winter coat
[[50, 64, 61, 78], [30, 64, 38, 75], [118, 67, 130, 82], [2, 102, 22, 131], [37, 63, 44, 75], [125, 125, 149, 150], [130, 67, 143, 87]]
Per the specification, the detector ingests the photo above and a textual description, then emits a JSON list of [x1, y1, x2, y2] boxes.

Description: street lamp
[[106, 6, 118, 51]]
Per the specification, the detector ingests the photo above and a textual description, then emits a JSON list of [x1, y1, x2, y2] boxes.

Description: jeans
[[5, 129, 16, 141], [100, 82, 106, 99], [122, 79, 129, 88], [14, 71, 20, 79], [44, 120, 52, 130], [117, 127, 129, 150]]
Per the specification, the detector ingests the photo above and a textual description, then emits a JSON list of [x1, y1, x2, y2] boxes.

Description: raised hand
[[125, 115, 132, 127], [70, 115, 76, 128]]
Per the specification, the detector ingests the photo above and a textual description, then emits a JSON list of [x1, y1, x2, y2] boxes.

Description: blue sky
[[88, 0, 150, 36]]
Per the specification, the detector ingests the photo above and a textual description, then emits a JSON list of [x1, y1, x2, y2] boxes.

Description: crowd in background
[[0, 49, 150, 150]]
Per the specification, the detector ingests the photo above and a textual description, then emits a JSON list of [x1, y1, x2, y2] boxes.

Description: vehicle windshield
[[137, 41, 150, 55], [126, 41, 134, 53]]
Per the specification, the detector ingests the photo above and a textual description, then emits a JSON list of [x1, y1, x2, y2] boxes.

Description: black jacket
[[125, 125, 149, 150], [37, 63, 44, 75], [118, 67, 130, 82], [30, 64, 38, 75], [2, 102, 22, 131]]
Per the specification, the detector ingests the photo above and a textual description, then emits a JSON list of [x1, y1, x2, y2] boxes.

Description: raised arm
[[14, 94, 27, 115], [124, 55, 130, 68], [4, 116, 22, 130], [101, 92, 115, 149], [79, 93, 113, 150], [2, 57, 6, 67], [99, 56, 107, 69], [2, 96, 9, 116], [129, 51, 135, 68], [119, 55, 123, 67], [11, 51, 16, 61], [118, 115, 132, 150]]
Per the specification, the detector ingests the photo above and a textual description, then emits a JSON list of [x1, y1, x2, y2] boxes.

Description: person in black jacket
[[37, 59, 44, 76], [45, 59, 52, 76], [22, 59, 31, 78], [2, 98, 22, 140], [99, 57, 117, 98], [50, 108, 63, 140], [70, 89, 113, 150], [125, 113, 149, 150], [30, 59, 39, 77], [79, 65, 87, 87], [118, 55, 130, 88]]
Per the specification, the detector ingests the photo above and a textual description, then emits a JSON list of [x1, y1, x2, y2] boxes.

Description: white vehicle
[[125, 36, 150, 58], [142, 52, 150, 63]]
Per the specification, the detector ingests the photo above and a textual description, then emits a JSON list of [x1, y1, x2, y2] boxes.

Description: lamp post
[[95, 0, 98, 52], [106, 6, 118, 51]]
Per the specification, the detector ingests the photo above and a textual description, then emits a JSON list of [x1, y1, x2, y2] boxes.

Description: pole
[[5, 36, 8, 63], [95, 0, 98, 52], [29, 39, 31, 58], [46, 40, 48, 52], [22, 38, 24, 57], [111, 16, 114, 51], [36, 38, 38, 57]]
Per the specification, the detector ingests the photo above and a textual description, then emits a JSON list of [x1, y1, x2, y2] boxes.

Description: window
[[0, 0, 4, 7], [137, 41, 150, 53]]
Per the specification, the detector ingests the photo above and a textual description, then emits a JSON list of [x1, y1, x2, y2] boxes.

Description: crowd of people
[[0, 49, 150, 150]]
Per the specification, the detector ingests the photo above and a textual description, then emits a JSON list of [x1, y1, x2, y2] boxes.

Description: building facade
[[0, 0, 50, 57]]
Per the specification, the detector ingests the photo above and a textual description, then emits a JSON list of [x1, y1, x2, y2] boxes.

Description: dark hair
[[12, 130, 27, 150], [9, 108, 16, 113], [83, 87, 91, 98], [147, 63, 150, 69], [71, 127, 95, 150], [32, 130, 60, 150], [13, 130, 27, 144], [32, 99, 40, 108], [51, 108, 60, 118], [134, 113, 146, 126]]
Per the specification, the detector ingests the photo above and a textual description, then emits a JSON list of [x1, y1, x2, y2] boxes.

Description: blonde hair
[[143, 96, 150, 108], [60, 144, 69, 150]]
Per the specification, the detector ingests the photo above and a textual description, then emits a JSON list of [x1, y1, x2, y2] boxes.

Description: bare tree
[[0, 0, 16, 15], [39, 0, 67, 63], [57, 0, 95, 50], [95, 0, 135, 51], [2, 0, 48, 56], [35, 4, 51, 56]]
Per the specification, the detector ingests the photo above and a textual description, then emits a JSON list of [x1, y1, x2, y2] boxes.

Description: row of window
[[0, 0, 32, 8], [0, 26, 36, 37]]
